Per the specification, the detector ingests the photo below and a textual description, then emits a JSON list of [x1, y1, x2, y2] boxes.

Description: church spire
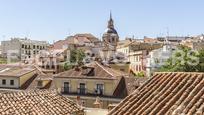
[[110, 11, 112, 20], [108, 11, 114, 28]]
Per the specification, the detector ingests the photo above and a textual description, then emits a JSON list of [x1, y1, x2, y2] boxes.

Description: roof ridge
[[95, 61, 114, 77]]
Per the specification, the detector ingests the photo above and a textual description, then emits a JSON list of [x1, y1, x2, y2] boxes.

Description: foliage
[[136, 71, 145, 77], [131, 71, 145, 77], [63, 62, 73, 71], [70, 49, 85, 65], [0, 58, 7, 64], [159, 45, 204, 72]]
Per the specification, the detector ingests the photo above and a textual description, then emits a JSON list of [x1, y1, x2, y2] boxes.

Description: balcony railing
[[61, 87, 106, 97]]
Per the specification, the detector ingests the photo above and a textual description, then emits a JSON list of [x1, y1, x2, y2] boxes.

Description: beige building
[[53, 61, 137, 108], [0, 65, 36, 89], [36, 49, 70, 73], [1, 38, 49, 61], [51, 33, 99, 50], [117, 41, 163, 75]]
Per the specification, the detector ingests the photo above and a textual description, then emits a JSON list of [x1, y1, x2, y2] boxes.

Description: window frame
[[2, 79, 6, 85], [10, 80, 14, 86]]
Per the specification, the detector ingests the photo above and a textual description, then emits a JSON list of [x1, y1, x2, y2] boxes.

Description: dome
[[104, 28, 118, 34]]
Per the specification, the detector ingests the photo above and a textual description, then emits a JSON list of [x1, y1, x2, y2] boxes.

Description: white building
[[1, 38, 49, 61], [146, 42, 174, 77], [0, 65, 36, 89]]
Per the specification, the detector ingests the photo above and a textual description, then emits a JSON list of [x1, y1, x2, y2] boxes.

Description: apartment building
[[0, 65, 36, 89], [53, 61, 138, 108], [117, 41, 163, 75], [1, 38, 49, 61]]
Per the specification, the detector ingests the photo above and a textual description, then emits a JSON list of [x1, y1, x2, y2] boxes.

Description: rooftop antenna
[[110, 10, 112, 20], [165, 27, 169, 43], [99, 33, 102, 42]]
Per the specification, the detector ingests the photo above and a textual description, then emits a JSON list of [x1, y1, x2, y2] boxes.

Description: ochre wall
[[54, 78, 118, 96], [19, 71, 36, 87]]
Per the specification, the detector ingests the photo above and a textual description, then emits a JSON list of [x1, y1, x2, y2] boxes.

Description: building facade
[[117, 41, 163, 76], [53, 61, 132, 108], [1, 38, 49, 61], [0, 65, 36, 89], [36, 49, 70, 74]]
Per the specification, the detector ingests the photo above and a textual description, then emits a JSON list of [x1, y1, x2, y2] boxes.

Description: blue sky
[[0, 0, 204, 43]]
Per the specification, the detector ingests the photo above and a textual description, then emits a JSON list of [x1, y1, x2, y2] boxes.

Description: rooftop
[[54, 61, 128, 80], [0, 65, 35, 77], [0, 90, 83, 115], [108, 72, 204, 115]]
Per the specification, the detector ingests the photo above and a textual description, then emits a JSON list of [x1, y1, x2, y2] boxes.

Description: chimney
[[74, 66, 80, 71], [93, 96, 102, 108]]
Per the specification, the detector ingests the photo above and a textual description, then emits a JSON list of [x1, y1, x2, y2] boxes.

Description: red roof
[[108, 72, 204, 115]]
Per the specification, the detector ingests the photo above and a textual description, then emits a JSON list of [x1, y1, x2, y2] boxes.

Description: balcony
[[61, 87, 109, 98]]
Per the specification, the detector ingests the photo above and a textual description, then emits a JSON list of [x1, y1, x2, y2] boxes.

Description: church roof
[[104, 28, 118, 34], [103, 12, 118, 35]]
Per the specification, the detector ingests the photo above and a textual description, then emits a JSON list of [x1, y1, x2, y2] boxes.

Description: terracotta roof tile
[[0, 90, 82, 115], [108, 72, 204, 115], [54, 61, 128, 80], [26, 74, 56, 90]]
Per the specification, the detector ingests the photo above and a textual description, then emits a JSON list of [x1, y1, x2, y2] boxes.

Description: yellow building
[[117, 41, 163, 75], [109, 63, 130, 73], [26, 74, 54, 90], [53, 61, 133, 109], [0, 65, 36, 89]]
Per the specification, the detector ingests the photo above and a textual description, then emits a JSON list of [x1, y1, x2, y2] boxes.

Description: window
[[10, 80, 14, 85], [22, 44, 24, 48], [120, 69, 125, 72], [33, 45, 36, 49], [96, 84, 104, 95], [79, 83, 86, 94], [64, 82, 70, 93], [37, 81, 43, 87], [2, 79, 6, 85]]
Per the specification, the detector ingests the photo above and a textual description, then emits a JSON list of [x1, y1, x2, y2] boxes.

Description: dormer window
[[82, 67, 95, 76], [37, 81, 43, 88]]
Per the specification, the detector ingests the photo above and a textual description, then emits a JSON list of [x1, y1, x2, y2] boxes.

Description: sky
[[0, 0, 204, 43]]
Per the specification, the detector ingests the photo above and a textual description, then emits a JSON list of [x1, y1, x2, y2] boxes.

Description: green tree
[[70, 49, 85, 65], [63, 62, 73, 71], [159, 45, 204, 72]]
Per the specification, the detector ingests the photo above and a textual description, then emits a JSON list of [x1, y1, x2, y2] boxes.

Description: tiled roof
[[130, 42, 163, 51], [124, 77, 149, 95], [26, 74, 56, 90], [108, 72, 204, 115], [0, 66, 36, 77], [0, 90, 83, 115], [54, 61, 128, 80]]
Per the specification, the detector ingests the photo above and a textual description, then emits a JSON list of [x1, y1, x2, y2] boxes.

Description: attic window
[[82, 67, 95, 76], [37, 81, 43, 88]]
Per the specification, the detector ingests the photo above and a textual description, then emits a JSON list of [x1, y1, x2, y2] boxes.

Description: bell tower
[[102, 12, 119, 51]]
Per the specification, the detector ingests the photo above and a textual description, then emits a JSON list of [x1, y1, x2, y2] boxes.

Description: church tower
[[102, 12, 119, 51]]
